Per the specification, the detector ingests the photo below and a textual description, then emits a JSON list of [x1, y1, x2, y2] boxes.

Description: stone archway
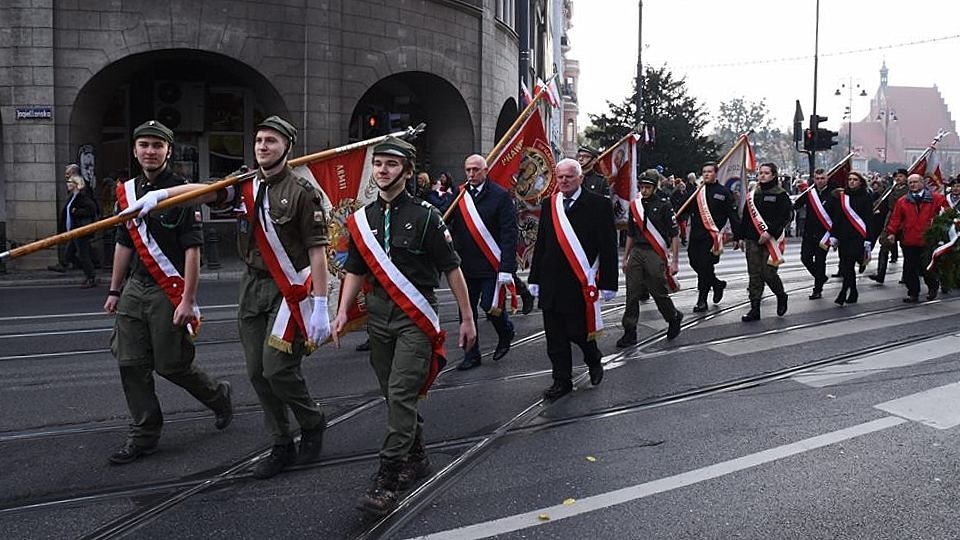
[[349, 71, 474, 179], [495, 98, 519, 144]]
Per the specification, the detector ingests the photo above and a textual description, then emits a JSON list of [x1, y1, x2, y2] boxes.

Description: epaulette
[[296, 177, 316, 192]]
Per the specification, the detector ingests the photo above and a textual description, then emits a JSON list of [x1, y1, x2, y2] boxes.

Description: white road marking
[[876, 381, 960, 429], [793, 334, 960, 387], [408, 416, 906, 540]]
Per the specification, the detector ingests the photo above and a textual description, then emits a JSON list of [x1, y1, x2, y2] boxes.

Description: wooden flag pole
[[581, 131, 636, 176], [1, 124, 426, 261], [674, 134, 749, 218], [441, 73, 557, 221]]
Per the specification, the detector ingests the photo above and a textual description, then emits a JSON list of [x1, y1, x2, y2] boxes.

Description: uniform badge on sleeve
[[443, 229, 453, 243], [195, 210, 203, 222]]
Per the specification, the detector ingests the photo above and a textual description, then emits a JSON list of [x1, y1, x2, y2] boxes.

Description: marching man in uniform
[[104, 120, 233, 464], [793, 168, 832, 299], [333, 137, 476, 515], [617, 170, 684, 348]]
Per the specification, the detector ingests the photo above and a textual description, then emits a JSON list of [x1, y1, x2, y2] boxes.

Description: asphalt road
[[2, 248, 959, 539]]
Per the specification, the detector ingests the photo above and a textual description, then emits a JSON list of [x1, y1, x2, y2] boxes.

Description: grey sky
[[568, 0, 960, 139]]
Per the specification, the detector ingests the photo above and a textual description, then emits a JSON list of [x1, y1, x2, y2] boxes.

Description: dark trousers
[[688, 238, 722, 293], [543, 308, 602, 384], [65, 236, 95, 279], [800, 235, 828, 287], [622, 246, 677, 334], [837, 238, 862, 294], [463, 276, 513, 361], [901, 245, 938, 298]]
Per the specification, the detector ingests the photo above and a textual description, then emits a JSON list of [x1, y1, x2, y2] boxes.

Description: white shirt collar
[[564, 187, 582, 202]]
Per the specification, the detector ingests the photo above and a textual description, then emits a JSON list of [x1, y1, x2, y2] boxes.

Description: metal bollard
[[205, 226, 222, 269], [0, 221, 6, 274]]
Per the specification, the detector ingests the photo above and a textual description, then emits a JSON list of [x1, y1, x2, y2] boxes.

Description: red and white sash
[[807, 188, 833, 250], [456, 190, 516, 315], [839, 192, 868, 239], [927, 218, 960, 272], [630, 198, 679, 292], [695, 186, 723, 255], [551, 193, 603, 339], [241, 178, 315, 354], [348, 208, 446, 397], [746, 189, 786, 267], [117, 179, 200, 336]]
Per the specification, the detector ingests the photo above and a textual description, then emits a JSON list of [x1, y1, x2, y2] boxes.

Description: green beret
[[373, 137, 416, 160], [133, 120, 174, 144], [256, 115, 298, 145]]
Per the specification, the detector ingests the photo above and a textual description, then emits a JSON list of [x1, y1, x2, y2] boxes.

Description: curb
[[0, 269, 244, 288]]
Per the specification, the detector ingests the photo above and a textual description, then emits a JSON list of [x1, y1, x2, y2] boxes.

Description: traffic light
[[815, 127, 839, 151], [803, 128, 815, 151]]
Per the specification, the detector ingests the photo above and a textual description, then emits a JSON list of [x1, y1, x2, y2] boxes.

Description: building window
[[566, 119, 575, 143], [496, 0, 516, 30]]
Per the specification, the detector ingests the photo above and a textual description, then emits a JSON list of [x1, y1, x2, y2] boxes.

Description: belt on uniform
[[130, 273, 158, 287], [246, 266, 272, 279]]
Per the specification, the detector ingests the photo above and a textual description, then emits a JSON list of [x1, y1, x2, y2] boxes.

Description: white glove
[[828, 237, 838, 248], [528, 284, 539, 297], [497, 272, 513, 286], [863, 241, 872, 250], [121, 188, 169, 218], [307, 296, 331, 344], [601, 289, 616, 302]]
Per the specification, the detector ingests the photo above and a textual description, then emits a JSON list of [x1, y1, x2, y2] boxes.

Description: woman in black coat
[[59, 174, 98, 287], [828, 172, 874, 305]]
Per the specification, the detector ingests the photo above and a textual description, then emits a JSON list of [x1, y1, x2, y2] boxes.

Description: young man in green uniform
[[125, 116, 332, 479], [333, 137, 476, 515], [104, 120, 233, 464]]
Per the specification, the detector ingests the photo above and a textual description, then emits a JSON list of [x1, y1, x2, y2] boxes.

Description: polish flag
[[534, 77, 561, 108]]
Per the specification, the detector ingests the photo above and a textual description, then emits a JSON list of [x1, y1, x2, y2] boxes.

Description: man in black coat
[[447, 154, 519, 370], [792, 168, 831, 299], [529, 158, 619, 400]]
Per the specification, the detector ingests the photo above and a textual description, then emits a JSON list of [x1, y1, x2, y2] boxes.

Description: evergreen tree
[[584, 65, 718, 177]]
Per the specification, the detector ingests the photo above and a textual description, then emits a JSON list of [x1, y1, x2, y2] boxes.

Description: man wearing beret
[[123, 116, 332, 479], [618, 170, 683, 347], [577, 146, 611, 197], [334, 137, 476, 515], [103, 120, 233, 465]]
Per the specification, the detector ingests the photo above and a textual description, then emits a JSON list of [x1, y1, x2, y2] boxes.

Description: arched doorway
[[349, 71, 473, 180], [70, 49, 288, 218], [495, 98, 519, 143]]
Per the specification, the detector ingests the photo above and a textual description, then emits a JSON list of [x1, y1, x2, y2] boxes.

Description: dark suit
[[447, 180, 518, 362], [529, 188, 618, 384]]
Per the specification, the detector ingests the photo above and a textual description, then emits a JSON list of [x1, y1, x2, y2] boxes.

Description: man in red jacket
[[886, 173, 949, 302]]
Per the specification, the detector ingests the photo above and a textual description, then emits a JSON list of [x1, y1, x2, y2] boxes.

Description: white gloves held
[[307, 296, 331, 345], [528, 284, 539, 298], [497, 272, 513, 286], [601, 289, 616, 302], [122, 188, 170, 218]]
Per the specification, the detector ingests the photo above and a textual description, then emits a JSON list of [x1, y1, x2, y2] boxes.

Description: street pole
[[635, 0, 643, 129], [809, 0, 820, 179]]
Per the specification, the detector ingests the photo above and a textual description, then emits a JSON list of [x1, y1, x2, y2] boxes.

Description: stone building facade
[[0, 0, 522, 269]]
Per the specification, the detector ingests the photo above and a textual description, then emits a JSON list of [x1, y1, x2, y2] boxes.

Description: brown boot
[[357, 459, 403, 515], [397, 439, 432, 490]]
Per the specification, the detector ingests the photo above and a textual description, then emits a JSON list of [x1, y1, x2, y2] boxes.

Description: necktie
[[563, 197, 573, 212], [383, 202, 392, 259], [248, 180, 267, 252], [470, 187, 479, 199]]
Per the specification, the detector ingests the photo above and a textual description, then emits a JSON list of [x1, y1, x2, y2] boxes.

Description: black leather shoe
[[712, 280, 727, 304], [520, 291, 535, 315], [253, 443, 296, 479], [868, 274, 884, 284], [297, 424, 325, 464], [903, 296, 919, 303], [456, 357, 481, 371], [615, 333, 636, 348], [831, 272, 842, 278], [355, 339, 371, 352], [692, 302, 708, 313], [666, 312, 683, 340], [834, 291, 846, 306], [846, 290, 858, 304], [927, 288, 939, 301], [214, 381, 233, 430], [542, 381, 572, 400], [109, 441, 158, 465], [47, 264, 67, 273], [776, 294, 788, 317], [638, 293, 650, 302], [588, 364, 604, 386], [492, 330, 515, 361], [809, 290, 822, 300]]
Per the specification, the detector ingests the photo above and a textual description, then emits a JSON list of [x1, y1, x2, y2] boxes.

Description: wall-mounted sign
[[15, 107, 53, 120]]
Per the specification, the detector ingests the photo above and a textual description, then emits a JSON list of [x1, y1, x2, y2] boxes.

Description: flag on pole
[[907, 133, 950, 190], [488, 108, 558, 268], [295, 146, 378, 336], [595, 133, 640, 227], [534, 77, 561, 108], [826, 152, 854, 189], [717, 134, 757, 213], [520, 80, 533, 107]]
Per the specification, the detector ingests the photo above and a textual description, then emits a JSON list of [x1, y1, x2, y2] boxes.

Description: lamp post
[[834, 78, 867, 154], [877, 108, 897, 164]]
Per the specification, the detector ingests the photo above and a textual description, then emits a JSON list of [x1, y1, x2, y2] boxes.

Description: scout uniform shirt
[[627, 194, 679, 245], [343, 190, 460, 297], [116, 166, 202, 280], [738, 182, 793, 242], [679, 182, 740, 243]]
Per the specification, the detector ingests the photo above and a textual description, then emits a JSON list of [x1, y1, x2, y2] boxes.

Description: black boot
[[357, 459, 403, 515], [776, 293, 788, 317], [615, 331, 637, 348], [712, 280, 727, 304], [692, 290, 709, 313], [213, 381, 234, 430], [741, 300, 761, 322], [520, 290, 535, 315], [252, 443, 296, 479], [297, 421, 326, 464], [397, 438, 432, 490]]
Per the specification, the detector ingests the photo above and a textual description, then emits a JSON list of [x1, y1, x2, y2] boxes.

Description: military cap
[[133, 120, 174, 144], [256, 115, 297, 144], [638, 168, 661, 186], [895, 168, 909, 176], [373, 137, 416, 160], [577, 145, 600, 157]]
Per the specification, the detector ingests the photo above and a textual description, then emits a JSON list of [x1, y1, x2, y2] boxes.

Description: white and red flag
[[534, 77, 561, 108], [908, 131, 951, 189], [716, 133, 757, 214], [595, 132, 640, 227]]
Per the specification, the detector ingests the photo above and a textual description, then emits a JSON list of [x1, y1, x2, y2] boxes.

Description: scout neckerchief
[[746, 187, 786, 267], [807, 187, 833, 250], [347, 207, 446, 397], [550, 192, 603, 340], [117, 179, 200, 337], [695, 185, 723, 256], [630, 198, 679, 293], [456, 187, 517, 316], [241, 175, 316, 354]]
